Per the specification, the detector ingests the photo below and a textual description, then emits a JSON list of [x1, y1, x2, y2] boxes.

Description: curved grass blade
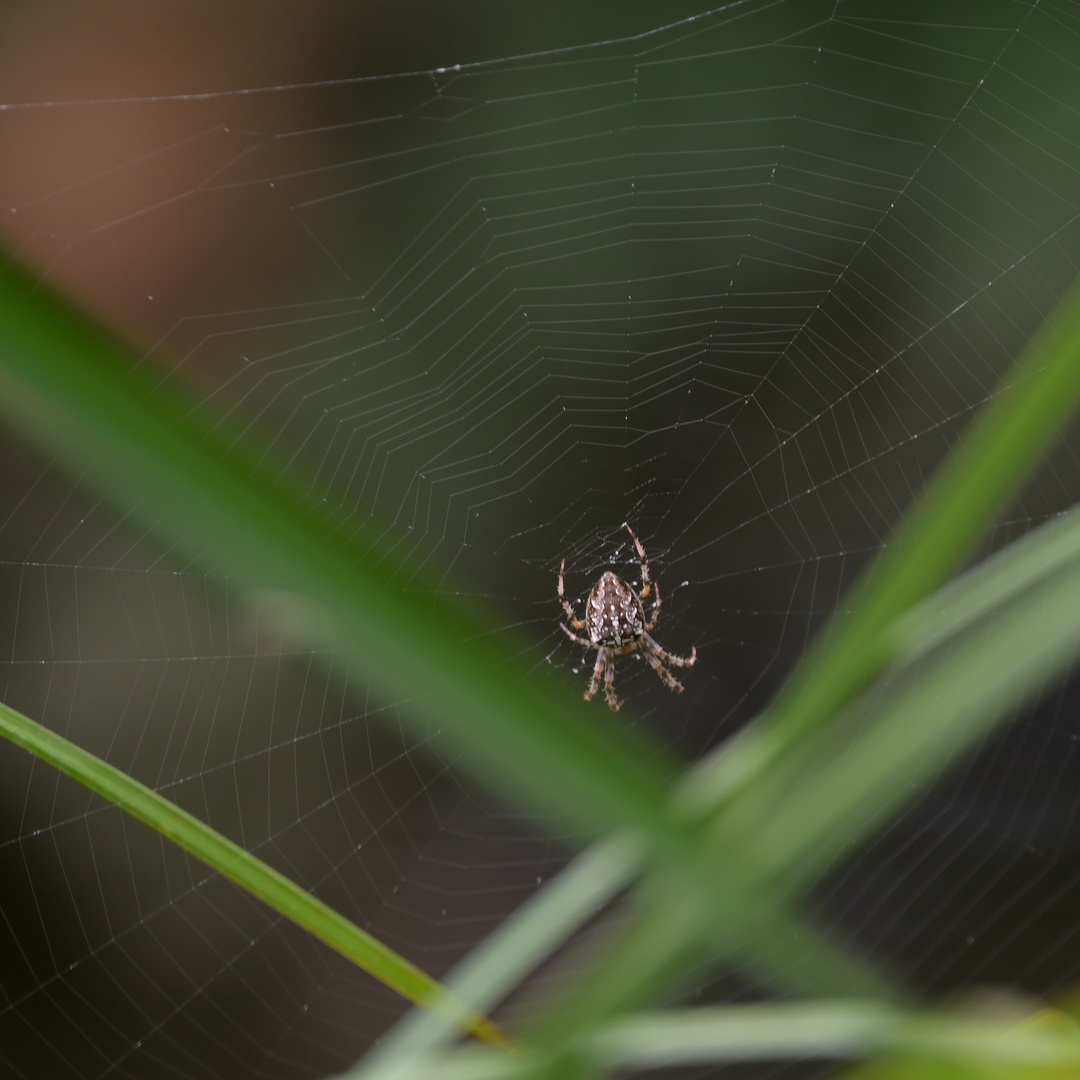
[[0, 699, 511, 1049]]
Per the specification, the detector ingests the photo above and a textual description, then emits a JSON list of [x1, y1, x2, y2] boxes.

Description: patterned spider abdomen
[[585, 571, 645, 647]]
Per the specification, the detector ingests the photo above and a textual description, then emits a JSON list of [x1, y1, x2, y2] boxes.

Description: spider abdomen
[[585, 571, 645, 647]]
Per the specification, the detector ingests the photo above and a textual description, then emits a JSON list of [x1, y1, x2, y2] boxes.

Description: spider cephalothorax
[[557, 524, 696, 711]]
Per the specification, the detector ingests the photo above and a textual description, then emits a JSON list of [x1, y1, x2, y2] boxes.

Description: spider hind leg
[[643, 633, 696, 669], [642, 647, 685, 694], [584, 648, 606, 702], [601, 650, 621, 711]]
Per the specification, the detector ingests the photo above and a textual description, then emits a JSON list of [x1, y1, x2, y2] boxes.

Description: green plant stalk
[[682, 273, 1080, 818], [0, 699, 511, 1049], [0, 259, 691, 855]]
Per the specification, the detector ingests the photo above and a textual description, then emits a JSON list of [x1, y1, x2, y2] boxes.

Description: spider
[[557, 523, 696, 711]]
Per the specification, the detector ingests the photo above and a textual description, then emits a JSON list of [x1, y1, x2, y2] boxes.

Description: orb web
[[2, 3, 1080, 1077]]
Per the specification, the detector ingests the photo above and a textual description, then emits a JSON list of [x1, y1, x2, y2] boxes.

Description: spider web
[[3, 1, 1080, 1076]]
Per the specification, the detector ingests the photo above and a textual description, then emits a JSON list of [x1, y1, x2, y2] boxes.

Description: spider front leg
[[625, 523, 651, 598], [643, 580, 662, 632], [625, 524, 662, 629], [557, 558, 584, 629], [559, 623, 594, 648]]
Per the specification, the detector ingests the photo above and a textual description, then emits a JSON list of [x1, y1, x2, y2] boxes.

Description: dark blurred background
[[3, 2, 1080, 1077]]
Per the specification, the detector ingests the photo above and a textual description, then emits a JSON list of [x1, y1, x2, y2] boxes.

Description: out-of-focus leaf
[[681, 276, 1080, 820], [723, 506, 1080, 889]]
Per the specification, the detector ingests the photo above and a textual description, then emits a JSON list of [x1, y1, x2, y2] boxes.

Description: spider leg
[[557, 558, 584, 628], [626, 524, 664, 630], [624, 523, 651, 600], [641, 647, 685, 694], [642, 632, 696, 669], [601, 650, 621, 711], [584, 647, 606, 702], [560, 623, 595, 648], [643, 579, 662, 632]]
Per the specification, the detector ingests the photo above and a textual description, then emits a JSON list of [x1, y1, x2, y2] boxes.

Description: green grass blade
[[0, 257, 690, 854], [682, 275, 1080, 819], [0, 699, 509, 1048], [886, 501, 1080, 662], [737, 514, 1080, 888]]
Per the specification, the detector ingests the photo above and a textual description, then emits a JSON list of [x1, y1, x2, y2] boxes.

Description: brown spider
[[557, 524, 696, 711]]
